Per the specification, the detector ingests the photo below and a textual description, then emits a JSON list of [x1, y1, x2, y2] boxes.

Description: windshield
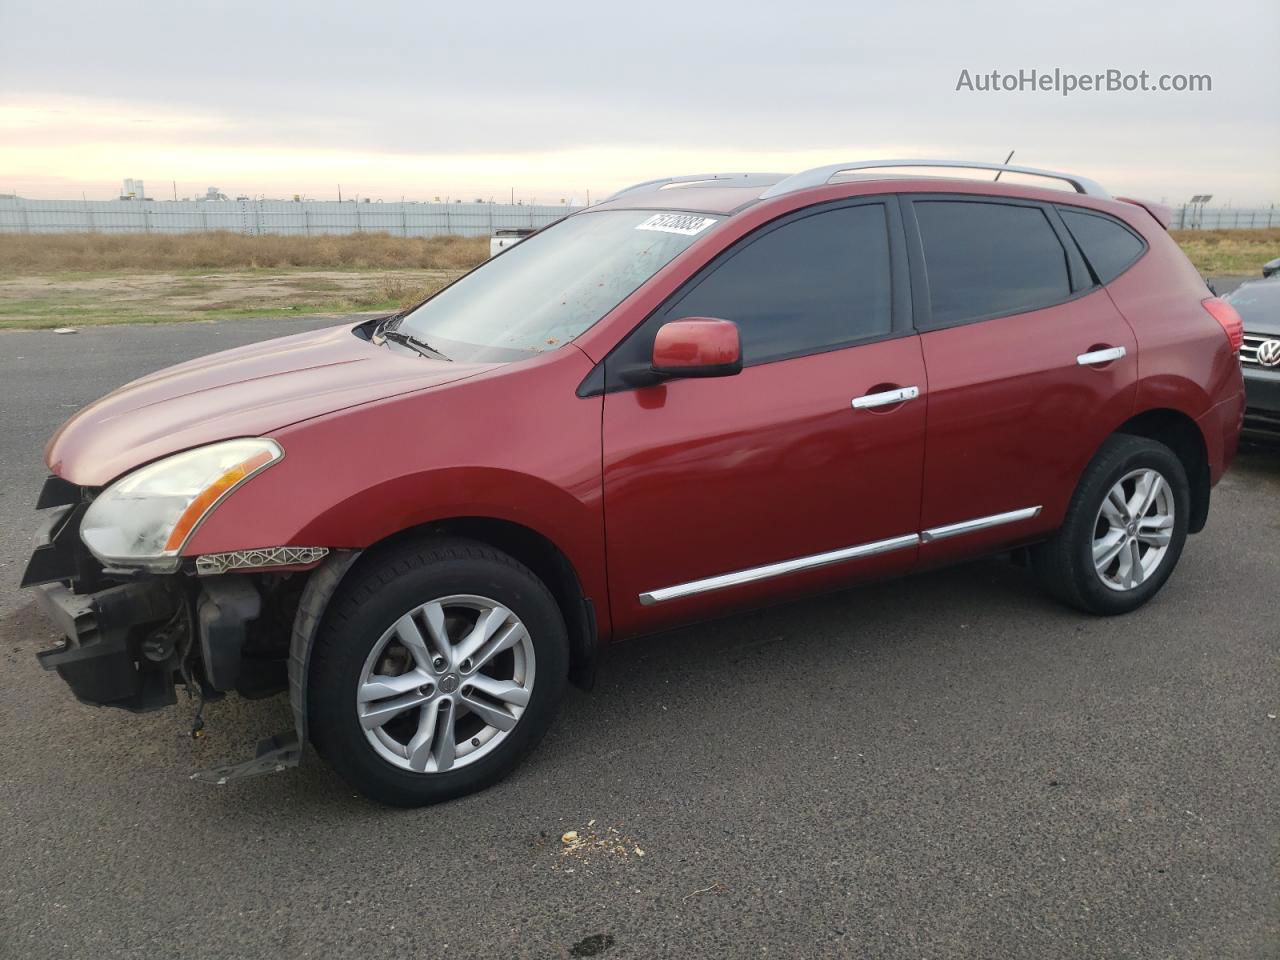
[[394, 210, 721, 362]]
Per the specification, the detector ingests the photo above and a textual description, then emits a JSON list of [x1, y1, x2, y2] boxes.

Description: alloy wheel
[[356, 595, 535, 773], [1091, 468, 1175, 592]]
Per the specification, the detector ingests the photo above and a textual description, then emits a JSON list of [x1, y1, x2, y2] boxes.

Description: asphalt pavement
[[0, 316, 1276, 959]]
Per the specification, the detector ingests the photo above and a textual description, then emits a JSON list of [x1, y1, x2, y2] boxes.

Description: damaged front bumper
[[21, 475, 317, 782], [33, 575, 184, 712], [23, 486, 187, 712]]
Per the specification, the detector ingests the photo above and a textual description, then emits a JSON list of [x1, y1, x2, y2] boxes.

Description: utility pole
[[172, 180, 178, 201], [338, 184, 342, 202]]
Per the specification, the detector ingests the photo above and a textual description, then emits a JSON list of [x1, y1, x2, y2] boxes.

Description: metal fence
[[2, 196, 1275, 235], [0, 198, 583, 236], [1168, 205, 1278, 230]]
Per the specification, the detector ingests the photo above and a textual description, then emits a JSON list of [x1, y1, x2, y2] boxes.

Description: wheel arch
[[288, 517, 600, 747], [389, 516, 600, 692], [1112, 407, 1211, 533]]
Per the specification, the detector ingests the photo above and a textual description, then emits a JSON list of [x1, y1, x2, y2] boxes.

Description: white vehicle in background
[[489, 228, 536, 258]]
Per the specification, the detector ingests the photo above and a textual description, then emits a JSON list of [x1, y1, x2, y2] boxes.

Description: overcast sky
[[1, 0, 1276, 204]]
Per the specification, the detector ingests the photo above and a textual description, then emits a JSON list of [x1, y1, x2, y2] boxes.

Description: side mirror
[[650, 318, 742, 379]]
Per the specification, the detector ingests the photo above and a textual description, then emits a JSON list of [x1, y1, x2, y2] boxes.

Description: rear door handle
[[1076, 346, 1126, 366], [852, 385, 920, 410]]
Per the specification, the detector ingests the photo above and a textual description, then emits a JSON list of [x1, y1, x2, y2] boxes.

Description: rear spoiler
[[1116, 196, 1173, 230]]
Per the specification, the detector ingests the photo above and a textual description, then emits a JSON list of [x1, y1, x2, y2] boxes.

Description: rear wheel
[[1032, 435, 1190, 615], [308, 538, 568, 806]]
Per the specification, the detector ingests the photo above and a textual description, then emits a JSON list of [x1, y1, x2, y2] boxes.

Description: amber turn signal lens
[[163, 449, 275, 552]]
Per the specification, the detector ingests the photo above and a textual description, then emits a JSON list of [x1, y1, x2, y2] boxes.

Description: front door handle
[[852, 385, 920, 410], [1076, 345, 1126, 366]]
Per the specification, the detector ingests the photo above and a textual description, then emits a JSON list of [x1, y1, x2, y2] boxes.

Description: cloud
[[1, 0, 1276, 202]]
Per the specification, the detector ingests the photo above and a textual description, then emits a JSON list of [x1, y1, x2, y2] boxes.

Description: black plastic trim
[[34, 578, 182, 712], [35, 475, 81, 510], [1053, 203, 1150, 286]]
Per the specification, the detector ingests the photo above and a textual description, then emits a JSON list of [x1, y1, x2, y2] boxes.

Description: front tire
[[308, 538, 569, 806], [1032, 435, 1190, 615]]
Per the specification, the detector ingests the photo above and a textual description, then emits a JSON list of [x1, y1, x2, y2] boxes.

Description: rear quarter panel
[[1102, 225, 1244, 481]]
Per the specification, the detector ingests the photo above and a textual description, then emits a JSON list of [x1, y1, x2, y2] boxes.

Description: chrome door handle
[[851, 385, 920, 409], [1076, 345, 1126, 365]]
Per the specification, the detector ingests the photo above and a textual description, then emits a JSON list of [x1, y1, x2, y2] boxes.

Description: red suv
[[24, 160, 1245, 806]]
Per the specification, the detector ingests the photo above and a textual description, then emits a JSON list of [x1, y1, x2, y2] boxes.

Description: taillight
[[1203, 297, 1243, 352]]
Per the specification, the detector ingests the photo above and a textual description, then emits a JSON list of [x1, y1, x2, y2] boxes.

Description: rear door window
[[1058, 207, 1146, 283], [912, 200, 1072, 328]]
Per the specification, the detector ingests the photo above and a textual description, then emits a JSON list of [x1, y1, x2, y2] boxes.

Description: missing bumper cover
[[35, 578, 182, 712]]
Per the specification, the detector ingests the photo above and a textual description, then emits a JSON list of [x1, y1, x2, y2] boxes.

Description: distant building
[[203, 186, 229, 201], [120, 178, 148, 200]]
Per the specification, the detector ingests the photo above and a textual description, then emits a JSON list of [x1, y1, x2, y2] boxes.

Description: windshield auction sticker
[[635, 213, 718, 236]]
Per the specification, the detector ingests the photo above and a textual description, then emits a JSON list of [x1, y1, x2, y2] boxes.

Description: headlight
[[81, 438, 283, 572]]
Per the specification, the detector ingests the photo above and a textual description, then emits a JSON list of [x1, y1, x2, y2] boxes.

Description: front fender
[[182, 346, 607, 610]]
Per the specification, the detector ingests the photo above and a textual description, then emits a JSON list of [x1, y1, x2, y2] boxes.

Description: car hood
[[1228, 280, 1280, 336], [47, 322, 497, 486]]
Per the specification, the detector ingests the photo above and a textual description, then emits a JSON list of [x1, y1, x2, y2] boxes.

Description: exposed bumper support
[[189, 549, 362, 786], [34, 578, 182, 712]]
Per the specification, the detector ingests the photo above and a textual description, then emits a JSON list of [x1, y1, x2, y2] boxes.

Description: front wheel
[[1032, 435, 1190, 615], [308, 538, 569, 806]]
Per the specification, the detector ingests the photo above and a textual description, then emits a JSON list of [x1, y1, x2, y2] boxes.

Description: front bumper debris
[[190, 732, 302, 784], [23, 474, 309, 783], [34, 577, 183, 711]]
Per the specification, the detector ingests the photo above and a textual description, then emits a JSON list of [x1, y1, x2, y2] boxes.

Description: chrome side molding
[[852, 385, 920, 410], [1076, 346, 1126, 366], [638, 533, 920, 605], [638, 506, 1044, 604], [921, 506, 1042, 543]]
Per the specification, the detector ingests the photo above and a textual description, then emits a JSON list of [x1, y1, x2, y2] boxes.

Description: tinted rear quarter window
[[1058, 207, 1146, 284], [913, 200, 1071, 327], [662, 203, 892, 365]]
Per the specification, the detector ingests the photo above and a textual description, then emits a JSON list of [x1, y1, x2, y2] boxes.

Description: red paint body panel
[[917, 288, 1137, 565], [46, 323, 495, 486], [602, 336, 926, 636], [183, 345, 612, 636], [1102, 227, 1244, 482], [41, 171, 1245, 653]]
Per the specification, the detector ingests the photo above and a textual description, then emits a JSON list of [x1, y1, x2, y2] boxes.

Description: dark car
[[23, 159, 1245, 806], [1226, 277, 1280, 438]]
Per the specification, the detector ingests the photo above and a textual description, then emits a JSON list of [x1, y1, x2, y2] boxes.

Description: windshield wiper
[[377, 329, 452, 362]]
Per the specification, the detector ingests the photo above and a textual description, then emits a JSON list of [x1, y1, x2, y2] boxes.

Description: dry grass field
[[1168, 228, 1280, 276], [0, 233, 488, 273], [0, 234, 489, 329], [0, 229, 1276, 330]]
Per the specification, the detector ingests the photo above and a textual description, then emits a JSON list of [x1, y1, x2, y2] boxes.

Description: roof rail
[[759, 159, 1109, 200], [605, 172, 785, 202]]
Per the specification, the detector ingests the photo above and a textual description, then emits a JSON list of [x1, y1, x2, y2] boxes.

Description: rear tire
[[308, 537, 569, 807], [1032, 435, 1190, 615]]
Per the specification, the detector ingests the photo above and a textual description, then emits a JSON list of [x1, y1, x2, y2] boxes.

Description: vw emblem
[[440, 674, 459, 694], [1257, 338, 1280, 368]]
